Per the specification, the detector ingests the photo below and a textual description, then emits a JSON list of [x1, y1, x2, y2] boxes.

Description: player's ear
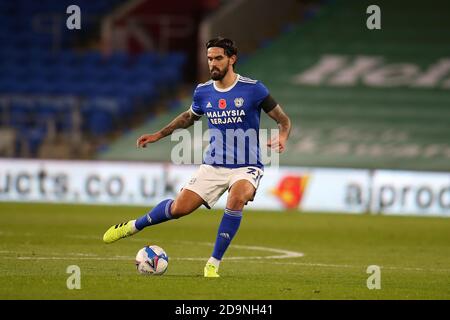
[[229, 55, 237, 67]]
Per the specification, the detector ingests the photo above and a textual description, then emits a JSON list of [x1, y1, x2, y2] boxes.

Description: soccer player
[[103, 37, 291, 277]]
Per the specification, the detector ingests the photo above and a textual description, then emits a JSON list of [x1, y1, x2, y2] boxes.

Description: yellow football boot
[[204, 262, 220, 278], [103, 220, 137, 244]]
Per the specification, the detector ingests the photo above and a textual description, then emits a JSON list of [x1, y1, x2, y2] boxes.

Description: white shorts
[[183, 164, 264, 209]]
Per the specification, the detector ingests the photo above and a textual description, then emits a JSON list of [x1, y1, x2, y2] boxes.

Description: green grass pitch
[[0, 202, 449, 300]]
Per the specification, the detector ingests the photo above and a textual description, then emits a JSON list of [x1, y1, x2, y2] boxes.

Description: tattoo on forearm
[[269, 106, 291, 139], [279, 116, 291, 139], [159, 111, 196, 138]]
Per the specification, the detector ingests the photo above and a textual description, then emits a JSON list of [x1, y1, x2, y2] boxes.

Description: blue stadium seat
[[56, 109, 75, 132], [87, 109, 114, 136], [136, 52, 161, 67], [0, 1, 186, 140], [107, 51, 129, 67], [82, 51, 104, 66], [35, 104, 57, 127], [165, 52, 187, 68], [25, 125, 47, 156], [10, 102, 34, 129]]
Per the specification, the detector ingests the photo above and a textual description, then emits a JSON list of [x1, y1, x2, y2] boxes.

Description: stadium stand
[[0, 0, 187, 157], [99, 0, 450, 171]]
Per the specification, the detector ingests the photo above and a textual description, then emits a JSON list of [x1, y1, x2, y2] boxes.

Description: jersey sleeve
[[190, 86, 204, 116], [255, 81, 269, 105], [255, 81, 277, 113]]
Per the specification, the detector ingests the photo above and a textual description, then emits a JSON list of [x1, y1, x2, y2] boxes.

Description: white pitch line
[[0, 242, 304, 261], [173, 240, 304, 259], [65, 236, 299, 255], [0, 256, 449, 273], [0, 255, 449, 273], [65, 238, 305, 259], [2, 237, 449, 273]]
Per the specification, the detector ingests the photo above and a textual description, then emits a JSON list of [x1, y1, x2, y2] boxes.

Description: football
[[135, 245, 169, 275]]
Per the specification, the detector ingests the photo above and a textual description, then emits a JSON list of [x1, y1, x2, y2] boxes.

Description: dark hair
[[206, 37, 238, 66]]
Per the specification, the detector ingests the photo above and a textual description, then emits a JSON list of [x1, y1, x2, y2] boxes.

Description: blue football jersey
[[190, 74, 270, 169]]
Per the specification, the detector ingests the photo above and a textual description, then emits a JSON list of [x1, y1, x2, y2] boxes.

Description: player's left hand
[[267, 135, 286, 153]]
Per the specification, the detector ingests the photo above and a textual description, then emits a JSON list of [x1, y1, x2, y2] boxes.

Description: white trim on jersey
[[190, 105, 203, 117], [213, 74, 240, 92], [238, 76, 257, 84], [197, 80, 213, 88], [238, 80, 258, 85]]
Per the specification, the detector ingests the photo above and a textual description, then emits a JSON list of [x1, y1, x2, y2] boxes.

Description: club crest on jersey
[[218, 99, 227, 109], [234, 97, 244, 108], [206, 102, 212, 108]]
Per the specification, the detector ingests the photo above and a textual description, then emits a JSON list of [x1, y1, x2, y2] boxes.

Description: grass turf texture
[[0, 202, 449, 300]]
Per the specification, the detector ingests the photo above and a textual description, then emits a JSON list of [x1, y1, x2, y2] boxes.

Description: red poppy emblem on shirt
[[218, 99, 227, 109]]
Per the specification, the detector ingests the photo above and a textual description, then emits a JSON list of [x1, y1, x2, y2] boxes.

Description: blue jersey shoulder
[[238, 75, 258, 84], [195, 79, 213, 91], [238, 76, 269, 104]]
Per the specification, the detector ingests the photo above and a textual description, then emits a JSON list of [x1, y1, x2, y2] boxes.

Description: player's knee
[[227, 194, 248, 210]]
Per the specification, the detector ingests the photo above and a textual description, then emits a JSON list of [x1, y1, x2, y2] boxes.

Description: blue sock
[[212, 208, 242, 261], [135, 199, 174, 230]]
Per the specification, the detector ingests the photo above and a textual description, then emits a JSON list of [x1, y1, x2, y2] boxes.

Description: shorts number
[[246, 168, 263, 186]]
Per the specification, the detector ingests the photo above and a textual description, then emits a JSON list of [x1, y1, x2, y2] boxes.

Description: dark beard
[[210, 66, 228, 81]]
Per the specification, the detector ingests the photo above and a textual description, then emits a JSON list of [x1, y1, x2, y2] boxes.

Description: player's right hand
[[137, 133, 161, 148], [267, 135, 286, 153]]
